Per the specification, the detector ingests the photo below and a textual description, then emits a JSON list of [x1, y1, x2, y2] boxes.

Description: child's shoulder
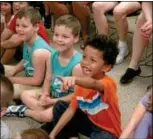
[[101, 74, 117, 89], [32, 36, 55, 52], [71, 50, 82, 62]]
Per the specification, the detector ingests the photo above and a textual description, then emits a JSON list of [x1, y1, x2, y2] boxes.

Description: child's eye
[[91, 58, 96, 62], [54, 33, 58, 37], [23, 25, 28, 28], [63, 35, 69, 39]]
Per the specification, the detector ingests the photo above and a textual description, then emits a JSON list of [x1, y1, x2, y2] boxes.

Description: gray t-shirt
[[1, 120, 10, 139]]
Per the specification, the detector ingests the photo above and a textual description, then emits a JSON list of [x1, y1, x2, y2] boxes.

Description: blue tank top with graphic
[[50, 51, 82, 98], [23, 36, 55, 76]]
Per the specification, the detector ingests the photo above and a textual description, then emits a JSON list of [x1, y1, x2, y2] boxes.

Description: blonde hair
[[55, 14, 81, 37], [17, 6, 41, 25], [20, 128, 49, 139], [0, 74, 14, 107]]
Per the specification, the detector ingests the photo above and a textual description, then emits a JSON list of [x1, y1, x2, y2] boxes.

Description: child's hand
[[39, 95, 55, 106], [57, 76, 76, 91]]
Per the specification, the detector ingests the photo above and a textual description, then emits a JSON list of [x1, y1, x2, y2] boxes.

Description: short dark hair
[[55, 14, 81, 37], [84, 34, 119, 67], [17, 6, 41, 25]]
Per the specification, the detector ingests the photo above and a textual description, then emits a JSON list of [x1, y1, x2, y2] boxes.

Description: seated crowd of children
[[0, 1, 152, 139]]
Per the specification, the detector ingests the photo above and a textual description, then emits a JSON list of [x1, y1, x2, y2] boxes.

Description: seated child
[[1, 2, 50, 64], [120, 85, 152, 139], [0, 75, 14, 139], [5, 15, 83, 123], [14, 128, 50, 139], [49, 34, 121, 139], [6, 7, 55, 99]]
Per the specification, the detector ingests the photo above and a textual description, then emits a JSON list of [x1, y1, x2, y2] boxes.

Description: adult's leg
[[72, 2, 91, 41], [129, 12, 149, 69], [113, 2, 141, 43], [120, 12, 149, 84], [113, 2, 141, 64], [92, 2, 118, 36], [48, 2, 71, 20]]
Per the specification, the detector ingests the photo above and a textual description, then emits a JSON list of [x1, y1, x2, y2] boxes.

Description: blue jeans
[[90, 124, 118, 139], [52, 101, 118, 139]]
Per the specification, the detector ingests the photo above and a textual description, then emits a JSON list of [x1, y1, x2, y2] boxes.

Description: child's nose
[[57, 36, 63, 42]]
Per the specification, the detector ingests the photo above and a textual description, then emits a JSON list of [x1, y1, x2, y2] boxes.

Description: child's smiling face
[[53, 25, 79, 52], [81, 45, 110, 79], [16, 17, 37, 42]]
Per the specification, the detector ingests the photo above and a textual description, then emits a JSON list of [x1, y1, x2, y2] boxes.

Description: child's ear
[[34, 23, 39, 32], [102, 64, 112, 72], [1, 107, 7, 117], [74, 35, 79, 43]]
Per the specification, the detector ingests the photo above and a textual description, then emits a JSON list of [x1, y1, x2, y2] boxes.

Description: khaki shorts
[[4, 65, 41, 99]]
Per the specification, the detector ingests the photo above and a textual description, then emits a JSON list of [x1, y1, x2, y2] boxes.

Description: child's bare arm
[[49, 107, 76, 139], [42, 54, 52, 96], [7, 59, 24, 77], [119, 102, 146, 139], [75, 77, 104, 92], [58, 76, 104, 92], [1, 27, 13, 41], [72, 63, 84, 77], [9, 49, 50, 85], [1, 34, 23, 49], [52, 93, 74, 104]]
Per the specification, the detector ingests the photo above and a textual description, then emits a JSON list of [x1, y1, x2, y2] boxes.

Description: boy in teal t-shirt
[[6, 15, 83, 123], [6, 7, 55, 99]]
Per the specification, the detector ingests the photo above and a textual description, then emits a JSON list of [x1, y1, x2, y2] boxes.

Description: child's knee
[[39, 112, 53, 122], [20, 90, 32, 102], [113, 7, 126, 19]]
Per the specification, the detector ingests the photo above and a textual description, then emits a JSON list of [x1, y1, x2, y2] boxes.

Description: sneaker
[[116, 47, 129, 64], [120, 67, 141, 84], [5, 105, 27, 117], [116, 49, 129, 64]]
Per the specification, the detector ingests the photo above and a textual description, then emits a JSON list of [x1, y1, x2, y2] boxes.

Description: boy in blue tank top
[[6, 15, 83, 123], [6, 7, 55, 99]]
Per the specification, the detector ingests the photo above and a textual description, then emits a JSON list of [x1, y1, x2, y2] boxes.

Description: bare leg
[[113, 2, 141, 42], [1, 49, 16, 64], [48, 2, 71, 20], [72, 2, 91, 41], [43, 2, 50, 16], [120, 12, 150, 84], [92, 2, 118, 36], [113, 2, 141, 64], [20, 89, 42, 110], [129, 12, 149, 69], [24, 107, 53, 122]]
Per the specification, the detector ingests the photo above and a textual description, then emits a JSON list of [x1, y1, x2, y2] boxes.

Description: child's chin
[[83, 73, 92, 77]]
